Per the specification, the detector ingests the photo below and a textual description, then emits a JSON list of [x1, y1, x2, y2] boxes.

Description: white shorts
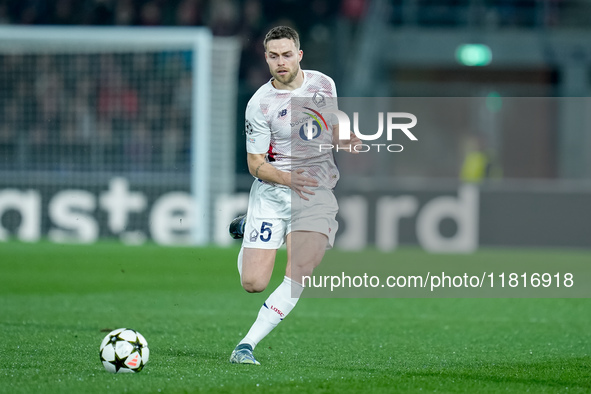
[[242, 180, 339, 250]]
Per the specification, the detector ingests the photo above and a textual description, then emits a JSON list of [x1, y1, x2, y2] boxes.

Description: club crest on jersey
[[249, 229, 259, 242], [312, 91, 326, 108], [299, 107, 328, 141]]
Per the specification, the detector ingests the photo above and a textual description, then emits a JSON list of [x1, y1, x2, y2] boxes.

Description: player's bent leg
[[231, 247, 293, 364], [286, 231, 329, 285], [230, 233, 325, 363], [240, 247, 277, 293]]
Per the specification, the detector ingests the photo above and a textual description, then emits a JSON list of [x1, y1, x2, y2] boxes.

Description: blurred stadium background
[[0, 0, 590, 250]]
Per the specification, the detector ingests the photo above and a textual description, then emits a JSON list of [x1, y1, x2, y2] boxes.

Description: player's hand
[[290, 169, 318, 201], [338, 131, 363, 154]]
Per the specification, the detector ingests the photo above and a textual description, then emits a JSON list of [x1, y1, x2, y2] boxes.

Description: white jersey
[[245, 70, 340, 189]]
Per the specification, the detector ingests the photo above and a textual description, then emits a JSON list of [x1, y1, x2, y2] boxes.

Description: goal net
[[0, 26, 241, 245]]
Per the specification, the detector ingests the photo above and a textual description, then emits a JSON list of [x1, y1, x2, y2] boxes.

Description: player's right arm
[[247, 153, 317, 200]]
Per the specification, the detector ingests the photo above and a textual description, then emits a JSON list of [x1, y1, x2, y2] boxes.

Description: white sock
[[240, 276, 304, 349]]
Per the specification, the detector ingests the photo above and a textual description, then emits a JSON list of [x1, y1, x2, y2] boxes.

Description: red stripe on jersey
[[267, 142, 276, 162]]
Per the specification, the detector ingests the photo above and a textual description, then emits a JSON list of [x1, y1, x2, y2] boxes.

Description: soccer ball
[[99, 328, 149, 373]]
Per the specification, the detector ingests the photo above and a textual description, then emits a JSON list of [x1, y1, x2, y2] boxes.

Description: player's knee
[[241, 278, 267, 293]]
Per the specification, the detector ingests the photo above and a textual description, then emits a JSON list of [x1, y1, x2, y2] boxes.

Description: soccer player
[[229, 26, 360, 365]]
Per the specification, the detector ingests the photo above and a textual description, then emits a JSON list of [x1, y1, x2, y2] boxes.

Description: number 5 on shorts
[[260, 222, 273, 242]]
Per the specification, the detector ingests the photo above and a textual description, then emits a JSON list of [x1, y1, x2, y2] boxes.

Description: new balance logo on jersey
[[278, 108, 288, 118]]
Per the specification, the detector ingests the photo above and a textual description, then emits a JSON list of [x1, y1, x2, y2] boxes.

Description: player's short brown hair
[[263, 26, 300, 51]]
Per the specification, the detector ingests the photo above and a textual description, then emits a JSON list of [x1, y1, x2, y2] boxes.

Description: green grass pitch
[[0, 242, 590, 393]]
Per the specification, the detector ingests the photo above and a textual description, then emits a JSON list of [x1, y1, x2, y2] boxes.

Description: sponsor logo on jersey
[[298, 106, 328, 141], [278, 108, 288, 118], [299, 120, 321, 141]]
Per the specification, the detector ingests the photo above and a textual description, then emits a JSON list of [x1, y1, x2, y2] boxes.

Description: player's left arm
[[332, 123, 362, 154]]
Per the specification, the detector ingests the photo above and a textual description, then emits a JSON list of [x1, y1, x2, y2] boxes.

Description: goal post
[[0, 26, 241, 245]]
